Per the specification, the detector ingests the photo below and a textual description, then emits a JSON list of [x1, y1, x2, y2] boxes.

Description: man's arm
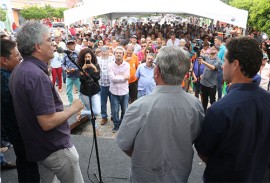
[[37, 99, 83, 131], [198, 57, 216, 70], [108, 63, 130, 83]]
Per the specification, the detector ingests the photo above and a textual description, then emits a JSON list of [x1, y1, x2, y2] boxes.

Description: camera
[[193, 39, 202, 57], [266, 41, 270, 50], [86, 60, 91, 64]]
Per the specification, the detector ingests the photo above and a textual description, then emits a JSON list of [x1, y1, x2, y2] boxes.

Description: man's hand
[[198, 57, 204, 64], [124, 74, 130, 80], [193, 77, 198, 83], [70, 99, 84, 113], [126, 57, 132, 61], [69, 68, 76, 73]]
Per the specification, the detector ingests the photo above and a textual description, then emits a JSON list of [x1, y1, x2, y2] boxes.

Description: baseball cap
[[131, 35, 137, 39], [66, 39, 75, 44]]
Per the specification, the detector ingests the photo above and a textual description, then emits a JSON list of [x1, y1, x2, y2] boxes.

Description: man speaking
[[9, 22, 84, 183], [116, 46, 204, 182]]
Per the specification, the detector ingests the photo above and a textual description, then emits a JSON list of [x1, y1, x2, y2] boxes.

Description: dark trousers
[[201, 85, 216, 112], [217, 68, 223, 100], [129, 80, 138, 104], [3, 125, 40, 182]]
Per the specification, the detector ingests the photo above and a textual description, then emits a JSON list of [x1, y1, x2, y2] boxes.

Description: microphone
[[57, 47, 72, 55]]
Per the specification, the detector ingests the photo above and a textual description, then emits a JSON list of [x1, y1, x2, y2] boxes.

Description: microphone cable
[[85, 133, 128, 183]]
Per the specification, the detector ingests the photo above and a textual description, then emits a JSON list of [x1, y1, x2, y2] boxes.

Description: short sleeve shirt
[[9, 56, 72, 161], [195, 83, 270, 182], [116, 85, 204, 182]]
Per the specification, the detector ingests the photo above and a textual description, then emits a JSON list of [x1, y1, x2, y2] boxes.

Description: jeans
[[80, 93, 101, 128], [62, 68, 66, 84], [66, 77, 80, 105], [38, 146, 84, 183], [100, 86, 112, 119], [217, 68, 223, 100], [111, 93, 129, 127], [0, 153, 5, 165]]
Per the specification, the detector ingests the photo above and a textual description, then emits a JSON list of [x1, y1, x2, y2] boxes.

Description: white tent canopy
[[64, 0, 248, 28]]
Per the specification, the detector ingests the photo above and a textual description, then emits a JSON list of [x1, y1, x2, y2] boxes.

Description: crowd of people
[[1, 17, 270, 182]]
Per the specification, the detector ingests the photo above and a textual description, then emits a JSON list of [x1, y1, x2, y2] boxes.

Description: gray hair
[[155, 46, 190, 85], [126, 45, 134, 51], [15, 21, 49, 56], [113, 46, 125, 55]]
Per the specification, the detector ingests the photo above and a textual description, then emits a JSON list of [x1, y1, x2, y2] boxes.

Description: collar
[[144, 63, 154, 69], [23, 56, 49, 75], [152, 85, 184, 94], [114, 60, 125, 66], [227, 83, 257, 94]]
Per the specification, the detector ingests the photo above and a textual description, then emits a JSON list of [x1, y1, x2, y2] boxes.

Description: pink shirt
[[108, 61, 130, 96], [137, 51, 144, 62]]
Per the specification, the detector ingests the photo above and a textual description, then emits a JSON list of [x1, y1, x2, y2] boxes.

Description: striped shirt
[[97, 55, 115, 86]]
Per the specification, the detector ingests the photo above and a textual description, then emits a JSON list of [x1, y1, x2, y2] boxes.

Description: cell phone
[[86, 60, 90, 64]]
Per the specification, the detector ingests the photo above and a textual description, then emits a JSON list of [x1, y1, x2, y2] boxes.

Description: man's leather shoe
[[100, 118, 108, 125], [1, 162, 16, 170]]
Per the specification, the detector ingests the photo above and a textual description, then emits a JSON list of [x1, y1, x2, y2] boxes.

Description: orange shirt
[[124, 54, 139, 83]]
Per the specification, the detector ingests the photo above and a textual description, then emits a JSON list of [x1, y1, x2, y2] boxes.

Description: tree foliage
[[20, 5, 67, 20], [230, 0, 270, 35], [0, 7, 7, 22]]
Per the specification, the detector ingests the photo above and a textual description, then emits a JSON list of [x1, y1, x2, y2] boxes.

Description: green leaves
[[20, 4, 68, 20], [230, 0, 270, 35], [0, 7, 7, 22]]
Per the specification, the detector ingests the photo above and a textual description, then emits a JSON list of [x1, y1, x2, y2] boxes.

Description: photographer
[[192, 52, 205, 99], [198, 45, 221, 112], [77, 48, 101, 122]]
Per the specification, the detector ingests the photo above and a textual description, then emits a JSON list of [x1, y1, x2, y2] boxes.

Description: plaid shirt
[[97, 55, 115, 86]]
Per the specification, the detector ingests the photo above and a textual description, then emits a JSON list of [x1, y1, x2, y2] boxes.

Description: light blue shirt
[[135, 63, 156, 96], [217, 44, 226, 65]]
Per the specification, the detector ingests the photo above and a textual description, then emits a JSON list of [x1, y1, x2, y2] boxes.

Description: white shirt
[[259, 63, 270, 90], [166, 38, 180, 46], [132, 44, 141, 55]]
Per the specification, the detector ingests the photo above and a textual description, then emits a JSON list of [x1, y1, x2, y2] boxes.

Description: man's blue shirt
[[195, 83, 270, 182]]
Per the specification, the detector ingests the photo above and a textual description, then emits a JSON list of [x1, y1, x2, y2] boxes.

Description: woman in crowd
[[77, 48, 101, 128]]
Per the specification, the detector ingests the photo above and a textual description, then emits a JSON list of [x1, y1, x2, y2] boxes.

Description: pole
[[66, 53, 103, 183]]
